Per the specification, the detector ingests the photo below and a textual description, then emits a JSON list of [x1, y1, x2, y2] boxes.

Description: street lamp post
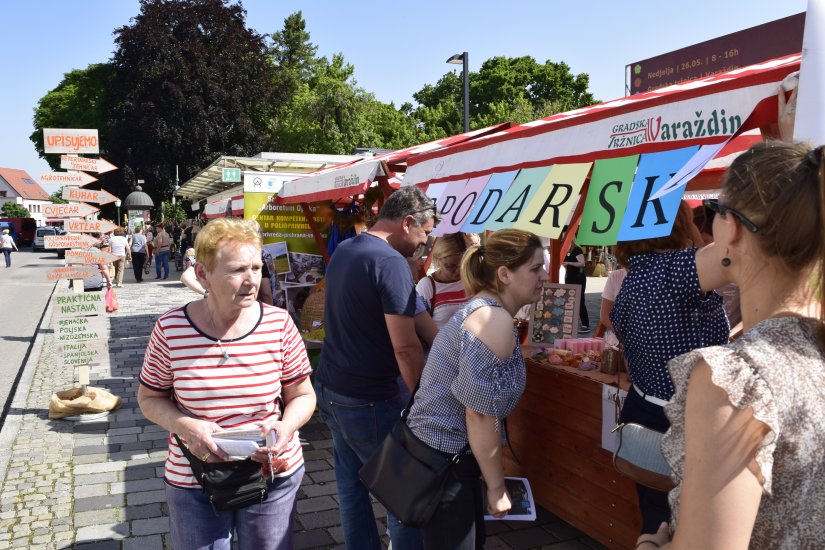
[[115, 199, 122, 228], [446, 52, 469, 133]]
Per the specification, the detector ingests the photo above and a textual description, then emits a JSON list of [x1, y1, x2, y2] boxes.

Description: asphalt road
[[0, 246, 60, 428]]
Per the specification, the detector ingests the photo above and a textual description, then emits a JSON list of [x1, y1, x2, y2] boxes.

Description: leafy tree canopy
[[49, 189, 68, 204], [105, 0, 283, 205], [412, 56, 596, 139], [30, 64, 115, 171], [1, 203, 31, 218]]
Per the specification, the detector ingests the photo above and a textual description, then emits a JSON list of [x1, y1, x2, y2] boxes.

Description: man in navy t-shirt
[[315, 185, 438, 550]]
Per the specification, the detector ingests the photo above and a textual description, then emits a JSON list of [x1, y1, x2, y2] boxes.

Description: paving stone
[[300, 481, 339, 498], [296, 495, 337, 514], [74, 538, 124, 549], [297, 509, 341, 530], [123, 534, 165, 550], [122, 503, 162, 521], [293, 528, 335, 549], [131, 517, 169, 536], [73, 494, 126, 513], [126, 489, 167, 506]]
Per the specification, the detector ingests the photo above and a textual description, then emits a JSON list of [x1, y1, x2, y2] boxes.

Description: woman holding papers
[[138, 218, 315, 550], [407, 229, 547, 549]]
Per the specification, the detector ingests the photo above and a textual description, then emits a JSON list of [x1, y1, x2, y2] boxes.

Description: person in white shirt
[[109, 227, 130, 287]]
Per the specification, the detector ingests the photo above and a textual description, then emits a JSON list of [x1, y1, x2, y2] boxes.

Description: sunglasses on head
[[702, 199, 759, 233]]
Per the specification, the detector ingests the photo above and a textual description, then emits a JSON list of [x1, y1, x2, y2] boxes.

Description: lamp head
[[446, 53, 465, 64]]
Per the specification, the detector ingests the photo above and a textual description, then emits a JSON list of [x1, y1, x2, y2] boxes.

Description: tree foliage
[[30, 64, 115, 171], [105, 0, 282, 205], [267, 13, 418, 155], [412, 56, 596, 139], [50, 189, 68, 204], [1, 203, 31, 218]]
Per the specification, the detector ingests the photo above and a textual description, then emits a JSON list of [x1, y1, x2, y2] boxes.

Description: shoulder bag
[[610, 321, 675, 492], [173, 434, 267, 515], [358, 390, 469, 527]]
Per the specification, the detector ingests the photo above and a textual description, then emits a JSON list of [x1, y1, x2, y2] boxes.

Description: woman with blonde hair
[[138, 217, 316, 549], [640, 141, 825, 549], [407, 228, 547, 549], [416, 232, 470, 328]]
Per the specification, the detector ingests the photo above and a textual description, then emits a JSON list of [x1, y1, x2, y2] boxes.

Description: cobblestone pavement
[[0, 266, 609, 550]]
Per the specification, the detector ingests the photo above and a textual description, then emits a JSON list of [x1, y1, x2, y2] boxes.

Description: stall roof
[[177, 153, 362, 202]]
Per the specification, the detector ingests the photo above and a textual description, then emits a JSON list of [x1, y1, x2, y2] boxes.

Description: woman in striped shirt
[[138, 218, 316, 550]]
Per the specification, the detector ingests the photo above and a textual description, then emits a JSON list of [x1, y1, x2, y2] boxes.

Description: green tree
[[29, 64, 115, 171], [49, 189, 68, 204], [106, 0, 282, 206], [411, 56, 596, 139], [267, 13, 418, 155], [1, 203, 31, 218], [160, 201, 186, 223]]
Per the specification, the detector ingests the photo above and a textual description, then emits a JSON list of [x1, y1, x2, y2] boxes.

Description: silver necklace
[[205, 297, 230, 360]]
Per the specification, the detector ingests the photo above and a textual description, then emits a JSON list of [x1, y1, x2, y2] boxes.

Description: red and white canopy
[[276, 122, 513, 204], [403, 54, 801, 188], [202, 194, 244, 219]]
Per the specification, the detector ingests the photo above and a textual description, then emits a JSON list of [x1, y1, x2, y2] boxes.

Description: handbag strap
[[400, 382, 470, 461], [173, 433, 204, 466]]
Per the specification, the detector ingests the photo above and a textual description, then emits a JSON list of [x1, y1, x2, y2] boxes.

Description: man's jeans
[[155, 250, 170, 278], [315, 383, 422, 550]]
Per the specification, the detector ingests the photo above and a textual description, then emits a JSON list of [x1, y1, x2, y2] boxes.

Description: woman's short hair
[[461, 229, 543, 295], [113, 227, 125, 236], [195, 218, 262, 271], [431, 233, 468, 267], [614, 200, 701, 266]]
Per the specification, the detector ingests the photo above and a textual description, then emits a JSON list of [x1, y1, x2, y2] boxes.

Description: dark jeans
[[565, 273, 589, 327], [620, 388, 671, 534], [2, 248, 10, 267], [131, 252, 146, 282], [314, 383, 422, 550], [421, 453, 485, 550]]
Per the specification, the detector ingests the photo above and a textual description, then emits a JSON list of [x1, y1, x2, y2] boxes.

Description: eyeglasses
[[702, 199, 759, 233], [408, 205, 437, 217]]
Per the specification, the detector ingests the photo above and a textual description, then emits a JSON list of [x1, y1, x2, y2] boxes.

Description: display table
[[503, 352, 640, 549]]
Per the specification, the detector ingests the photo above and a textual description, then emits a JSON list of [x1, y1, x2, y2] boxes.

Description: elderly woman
[[137, 218, 316, 549], [407, 229, 547, 549], [1, 228, 18, 268], [416, 232, 470, 329]]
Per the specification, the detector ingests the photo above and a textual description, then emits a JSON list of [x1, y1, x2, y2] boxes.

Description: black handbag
[[173, 434, 267, 515], [358, 391, 469, 528]]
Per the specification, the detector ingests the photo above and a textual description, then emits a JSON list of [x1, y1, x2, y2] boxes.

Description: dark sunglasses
[[702, 199, 759, 233]]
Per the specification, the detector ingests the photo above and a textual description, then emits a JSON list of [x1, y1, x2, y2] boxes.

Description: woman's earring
[[721, 249, 731, 267], [203, 288, 209, 298]]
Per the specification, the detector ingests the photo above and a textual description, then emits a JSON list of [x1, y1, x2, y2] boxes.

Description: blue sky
[[0, 0, 806, 194]]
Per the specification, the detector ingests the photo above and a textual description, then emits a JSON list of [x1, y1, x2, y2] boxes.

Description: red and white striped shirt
[[140, 302, 311, 488]]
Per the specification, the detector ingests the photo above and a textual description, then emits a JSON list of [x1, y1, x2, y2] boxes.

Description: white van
[[33, 227, 65, 258]]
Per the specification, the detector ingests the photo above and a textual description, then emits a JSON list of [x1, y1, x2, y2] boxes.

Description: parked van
[[33, 226, 65, 258], [0, 218, 36, 247]]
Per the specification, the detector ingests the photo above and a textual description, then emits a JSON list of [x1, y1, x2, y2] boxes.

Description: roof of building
[[0, 167, 51, 201]]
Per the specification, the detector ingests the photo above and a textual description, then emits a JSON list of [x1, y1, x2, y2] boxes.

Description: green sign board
[[222, 167, 241, 182]]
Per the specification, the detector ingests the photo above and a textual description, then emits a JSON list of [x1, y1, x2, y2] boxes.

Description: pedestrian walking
[[129, 228, 148, 282], [314, 185, 439, 550], [152, 223, 172, 280], [109, 227, 129, 287], [1, 229, 18, 268]]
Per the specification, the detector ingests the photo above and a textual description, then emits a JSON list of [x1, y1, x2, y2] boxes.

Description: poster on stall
[[527, 283, 581, 346]]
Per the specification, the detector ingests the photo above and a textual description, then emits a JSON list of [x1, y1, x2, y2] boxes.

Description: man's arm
[[385, 314, 425, 392]]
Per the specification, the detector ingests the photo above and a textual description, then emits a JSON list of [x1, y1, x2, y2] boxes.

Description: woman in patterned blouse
[[407, 229, 547, 550], [639, 142, 825, 549]]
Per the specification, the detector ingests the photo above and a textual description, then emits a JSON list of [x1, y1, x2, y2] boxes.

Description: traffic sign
[[44, 202, 100, 219], [54, 315, 108, 343], [65, 249, 119, 265], [46, 266, 100, 281], [52, 291, 106, 317], [43, 128, 99, 154], [62, 187, 119, 205], [39, 171, 98, 187], [60, 155, 118, 174], [44, 234, 99, 249], [64, 219, 118, 234], [222, 167, 241, 182]]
